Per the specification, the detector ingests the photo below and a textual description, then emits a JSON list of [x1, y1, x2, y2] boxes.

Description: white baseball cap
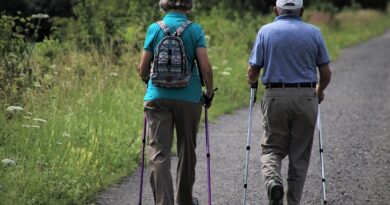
[[276, 0, 303, 10]]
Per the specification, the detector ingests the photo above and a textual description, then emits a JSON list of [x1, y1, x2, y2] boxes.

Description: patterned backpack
[[150, 20, 192, 88]]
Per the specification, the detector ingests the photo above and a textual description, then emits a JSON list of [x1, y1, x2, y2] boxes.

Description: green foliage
[[194, 0, 274, 13], [322, 9, 390, 59], [0, 13, 49, 106], [1, 48, 144, 204], [312, 1, 340, 14], [307, 0, 389, 10], [0, 0, 73, 16], [67, 0, 161, 51], [70, 0, 127, 49]]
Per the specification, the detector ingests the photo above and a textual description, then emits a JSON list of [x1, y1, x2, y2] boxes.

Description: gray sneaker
[[268, 180, 284, 205], [192, 197, 199, 205]]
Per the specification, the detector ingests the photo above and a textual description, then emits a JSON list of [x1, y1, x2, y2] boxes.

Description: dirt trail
[[96, 29, 390, 205]]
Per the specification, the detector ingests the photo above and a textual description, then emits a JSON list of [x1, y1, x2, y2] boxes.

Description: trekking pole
[[138, 116, 147, 205], [242, 81, 258, 205], [204, 107, 212, 205], [317, 105, 327, 205]]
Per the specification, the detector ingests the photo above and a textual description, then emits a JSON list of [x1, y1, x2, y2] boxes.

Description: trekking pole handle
[[250, 81, 258, 89], [250, 81, 258, 104]]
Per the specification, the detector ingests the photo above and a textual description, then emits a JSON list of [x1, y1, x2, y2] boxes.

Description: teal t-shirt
[[143, 12, 206, 103]]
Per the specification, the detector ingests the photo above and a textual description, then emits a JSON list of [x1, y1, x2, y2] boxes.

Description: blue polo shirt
[[249, 15, 330, 84], [143, 12, 206, 103]]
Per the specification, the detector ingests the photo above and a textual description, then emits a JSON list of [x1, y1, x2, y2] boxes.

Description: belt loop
[[282, 83, 285, 89]]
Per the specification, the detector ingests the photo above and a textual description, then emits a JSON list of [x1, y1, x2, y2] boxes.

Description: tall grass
[[322, 9, 390, 59], [1, 8, 390, 204], [1, 48, 145, 204]]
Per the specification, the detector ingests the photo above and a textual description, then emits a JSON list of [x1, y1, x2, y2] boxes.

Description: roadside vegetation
[[1, 1, 390, 204]]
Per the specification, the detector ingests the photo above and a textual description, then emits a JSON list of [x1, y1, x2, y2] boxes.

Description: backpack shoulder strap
[[157, 21, 171, 35], [175, 20, 192, 36]]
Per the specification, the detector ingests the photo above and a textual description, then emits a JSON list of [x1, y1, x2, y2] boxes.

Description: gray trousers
[[144, 100, 202, 205], [260, 88, 318, 205]]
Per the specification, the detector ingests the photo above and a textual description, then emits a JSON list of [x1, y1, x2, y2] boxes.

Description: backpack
[[150, 20, 192, 88]]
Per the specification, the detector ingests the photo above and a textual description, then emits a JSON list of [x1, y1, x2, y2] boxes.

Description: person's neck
[[167, 10, 188, 14]]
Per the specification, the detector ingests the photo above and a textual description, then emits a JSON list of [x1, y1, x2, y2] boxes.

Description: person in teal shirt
[[143, 12, 207, 103], [138, 0, 214, 204]]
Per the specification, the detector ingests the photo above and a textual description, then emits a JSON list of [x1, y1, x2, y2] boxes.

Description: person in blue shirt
[[247, 0, 332, 204], [138, 0, 214, 204]]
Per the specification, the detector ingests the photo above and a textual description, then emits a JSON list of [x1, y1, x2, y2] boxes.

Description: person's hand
[[202, 91, 214, 109], [202, 88, 218, 109], [317, 90, 325, 104], [250, 81, 258, 89]]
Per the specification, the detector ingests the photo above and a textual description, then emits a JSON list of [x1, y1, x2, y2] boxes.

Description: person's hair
[[159, 0, 193, 12], [276, 6, 301, 16]]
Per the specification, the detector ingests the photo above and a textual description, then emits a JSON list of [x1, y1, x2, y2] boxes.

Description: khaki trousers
[[260, 88, 318, 205], [144, 100, 202, 205]]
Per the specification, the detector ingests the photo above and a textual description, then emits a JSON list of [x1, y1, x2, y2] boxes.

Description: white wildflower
[[6, 106, 24, 112], [221, 71, 231, 76], [33, 82, 42, 88], [24, 116, 31, 120], [212, 66, 219, 70], [2, 159, 16, 166], [31, 14, 50, 19], [225, 67, 232, 71], [110, 72, 119, 77], [63, 133, 71, 138], [44, 74, 53, 80], [56, 142, 63, 145], [26, 112, 33, 115], [23, 124, 40, 128], [33, 118, 47, 123]]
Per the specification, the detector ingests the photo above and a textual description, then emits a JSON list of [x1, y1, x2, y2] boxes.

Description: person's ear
[[274, 6, 279, 16], [299, 7, 304, 17]]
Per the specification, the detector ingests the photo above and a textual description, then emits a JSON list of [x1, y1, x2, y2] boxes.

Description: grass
[[1, 8, 390, 205], [1, 50, 146, 204]]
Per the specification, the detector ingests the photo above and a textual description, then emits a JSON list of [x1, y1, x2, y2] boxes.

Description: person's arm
[[137, 51, 153, 83], [247, 65, 261, 85], [196, 47, 214, 97], [317, 63, 332, 103]]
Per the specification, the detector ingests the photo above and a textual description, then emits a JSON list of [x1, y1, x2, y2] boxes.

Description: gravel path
[[96, 29, 390, 205]]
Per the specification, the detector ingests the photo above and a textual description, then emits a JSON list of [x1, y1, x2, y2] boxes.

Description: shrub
[[0, 13, 49, 106]]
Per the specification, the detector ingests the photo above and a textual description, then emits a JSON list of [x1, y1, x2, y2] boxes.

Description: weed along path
[[96, 29, 390, 205]]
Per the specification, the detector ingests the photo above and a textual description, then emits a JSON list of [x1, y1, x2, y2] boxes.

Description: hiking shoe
[[192, 197, 199, 205], [268, 180, 284, 205]]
